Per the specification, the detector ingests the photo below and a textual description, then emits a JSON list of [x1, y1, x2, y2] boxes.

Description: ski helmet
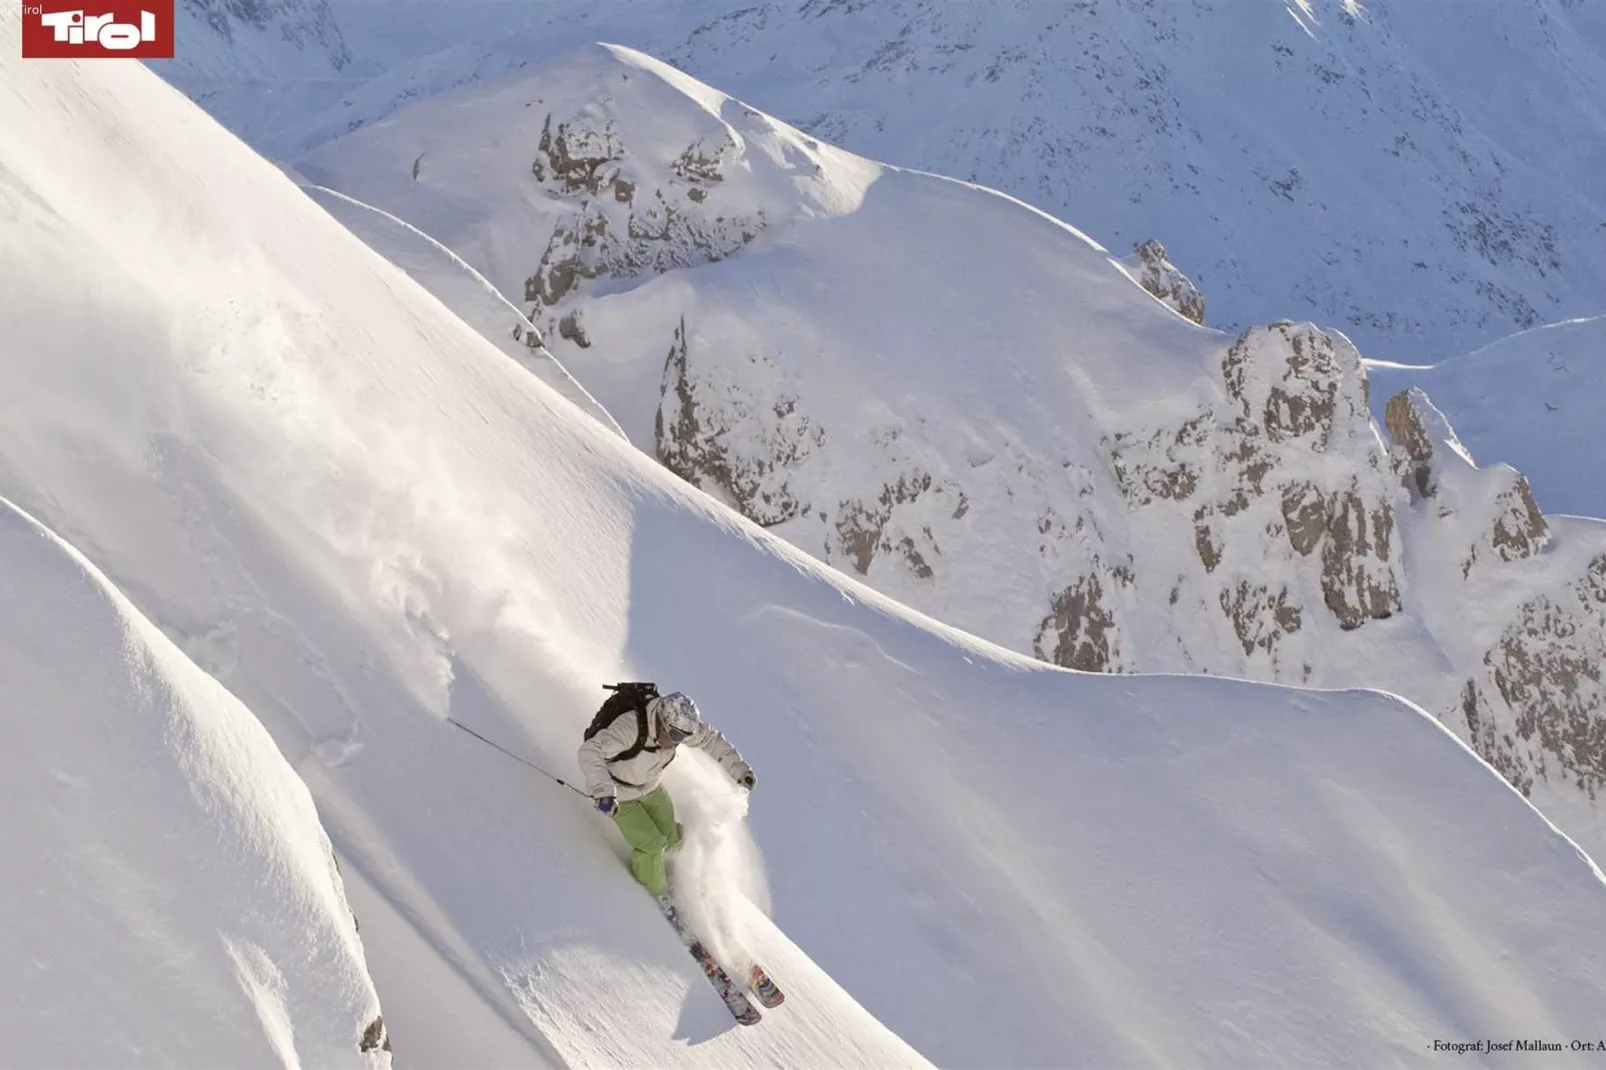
[[651, 692, 701, 739]]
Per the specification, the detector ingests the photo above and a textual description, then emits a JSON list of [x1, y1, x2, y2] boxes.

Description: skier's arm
[[687, 723, 752, 783], [577, 715, 637, 799]]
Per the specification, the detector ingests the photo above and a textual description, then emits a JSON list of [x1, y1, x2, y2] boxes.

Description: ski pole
[[445, 716, 591, 799]]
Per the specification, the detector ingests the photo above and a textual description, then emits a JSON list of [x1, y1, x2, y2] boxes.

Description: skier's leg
[[612, 796, 672, 897], [639, 785, 684, 853]]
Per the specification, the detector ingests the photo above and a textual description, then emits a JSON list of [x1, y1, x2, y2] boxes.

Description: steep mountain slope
[[8, 27, 1606, 1068], [0, 498, 387, 1066], [1368, 315, 1606, 521], [165, 0, 349, 82], [167, 0, 1606, 363], [652, 0, 1606, 363], [301, 44, 1606, 865]]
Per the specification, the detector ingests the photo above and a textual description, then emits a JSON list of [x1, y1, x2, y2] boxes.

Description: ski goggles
[[665, 723, 693, 743]]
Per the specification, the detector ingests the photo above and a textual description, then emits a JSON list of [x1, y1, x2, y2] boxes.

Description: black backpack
[[584, 682, 660, 762]]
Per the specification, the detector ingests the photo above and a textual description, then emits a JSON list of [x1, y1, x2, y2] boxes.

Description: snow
[[0, 497, 385, 1067], [6, 18, 1606, 1070], [161, 0, 1606, 364], [295, 44, 1606, 865], [296, 180, 626, 439], [1367, 315, 1606, 521]]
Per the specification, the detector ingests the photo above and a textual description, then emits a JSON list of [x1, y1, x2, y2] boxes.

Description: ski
[[658, 897, 762, 1026], [747, 964, 785, 1009], [688, 939, 763, 1026]]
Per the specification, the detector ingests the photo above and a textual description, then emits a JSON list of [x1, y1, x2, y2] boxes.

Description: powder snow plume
[[666, 743, 774, 971]]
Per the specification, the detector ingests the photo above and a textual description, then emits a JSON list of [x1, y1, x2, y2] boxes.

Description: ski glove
[[732, 763, 757, 792], [596, 795, 617, 815]]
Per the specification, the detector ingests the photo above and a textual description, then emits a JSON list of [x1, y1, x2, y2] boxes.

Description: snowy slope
[[295, 180, 625, 438], [0, 497, 387, 1066], [9, 22, 1606, 1070], [300, 44, 1606, 866], [1368, 315, 1606, 521], [166, 0, 1606, 363]]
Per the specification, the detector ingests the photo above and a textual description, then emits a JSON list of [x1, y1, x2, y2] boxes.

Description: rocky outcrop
[[647, 296, 1606, 855], [557, 310, 591, 348], [1219, 580, 1303, 657], [833, 470, 938, 579], [1382, 389, 1550, 578], [1377, 386, 1606, 825], [531, 113, 627, 197], [1384, 388, 1436, 499], [523, 110, 766, 322], [1486, 474, 1548, 563], [1117, 323, 1401, 651], [1222, 322, 1356, 446], [1122, 239, 1205, 325], [1474, 555, 1606, 801], [655, 318, 823, 526], [360, 1015, 390, 1054], [1034, 573, 1121, 672], [1458, 678, 1535, 797]]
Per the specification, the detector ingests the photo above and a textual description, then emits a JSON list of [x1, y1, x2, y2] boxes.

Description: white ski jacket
[[577, 702, 750, 802]]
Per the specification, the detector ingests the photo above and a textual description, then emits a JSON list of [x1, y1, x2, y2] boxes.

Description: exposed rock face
[[833, 470, 938, 579], [1461, 556, 1606, 803], [523, 109, 765, 323], [1117, 323, 1400, 655], [557, 310, 591, 349], [1121, 239, 1206, 325], [1373, 386, 1606, 829], [1486, 474, 1548, 563], [1219, 580, 1303, 657], [531, 113, 627, 197], [1035, 574, 1120, 672], [360, 1014, 390, 1054], [1384, 389, 1436, 499], [661, 317, 1410, 679], [1497, 563, 1606, 800], [643, 287, 1606, 848], [655, 319, 823, 526]]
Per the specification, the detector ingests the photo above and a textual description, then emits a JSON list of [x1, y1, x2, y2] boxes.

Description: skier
[[577, 686, 757, 910]]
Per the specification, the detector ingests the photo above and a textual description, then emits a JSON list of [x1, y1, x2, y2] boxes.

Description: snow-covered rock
[[300, 45, 1606, 861], [1119, 239, 1205, 325], [1380, 387, 1606, 818]]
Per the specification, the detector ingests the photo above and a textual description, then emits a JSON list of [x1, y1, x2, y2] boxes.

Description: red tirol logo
[[21, 0, 174, 58]]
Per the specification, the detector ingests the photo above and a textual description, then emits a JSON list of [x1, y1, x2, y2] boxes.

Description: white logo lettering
[[36, 8, 158, 49]]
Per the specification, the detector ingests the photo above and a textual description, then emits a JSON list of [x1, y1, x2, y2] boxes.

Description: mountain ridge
[[300, 42, 1606, 866], [8, 25, 1606, 1065]]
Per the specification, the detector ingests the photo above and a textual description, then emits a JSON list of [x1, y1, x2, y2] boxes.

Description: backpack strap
[[611, 705, 652, 763]]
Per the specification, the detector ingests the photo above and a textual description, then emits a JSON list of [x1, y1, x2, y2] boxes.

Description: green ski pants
[[612, 786, 684, 898]]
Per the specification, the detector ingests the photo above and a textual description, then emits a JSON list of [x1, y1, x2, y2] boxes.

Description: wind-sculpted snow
[[0, 498, 387, 1066], [302, 45, 1606, 863], [7, 24, 1606, 1069]]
